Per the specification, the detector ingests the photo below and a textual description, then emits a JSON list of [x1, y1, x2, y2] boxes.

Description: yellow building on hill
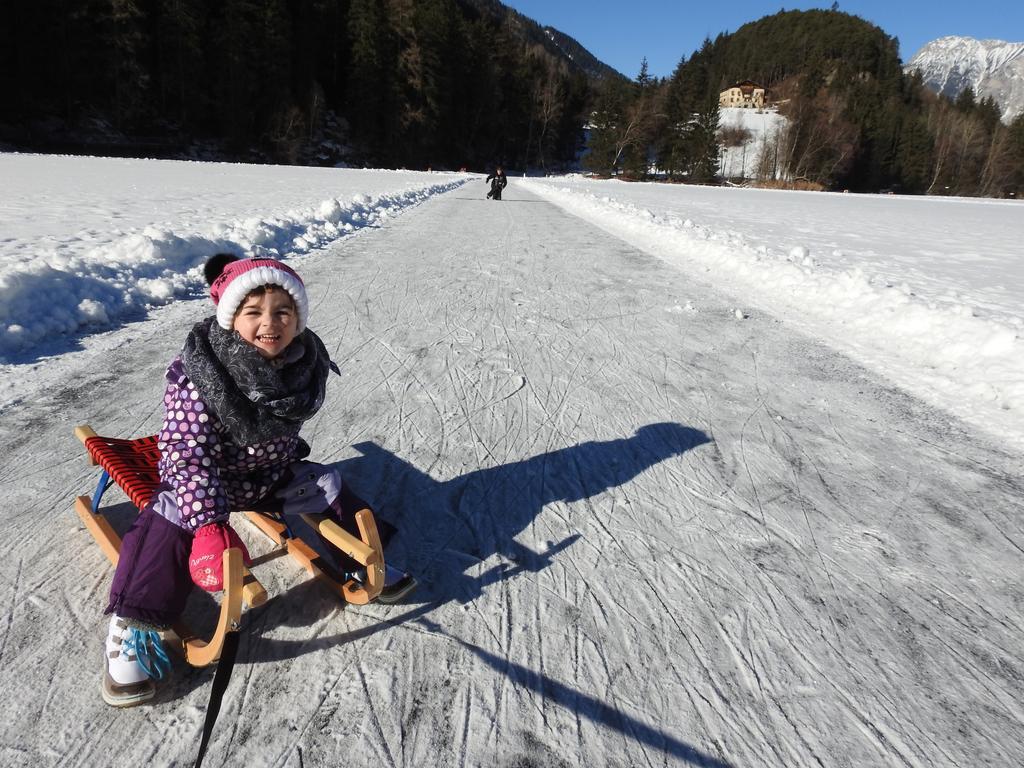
[[719, 80, 767, 108]]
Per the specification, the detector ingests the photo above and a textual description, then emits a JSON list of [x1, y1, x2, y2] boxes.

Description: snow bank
[[521, 179, 1024, 444], [0, 162, 465, 357]]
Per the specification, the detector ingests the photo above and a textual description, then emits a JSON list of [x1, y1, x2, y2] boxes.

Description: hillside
[[0, 0, 616, 170], [640, 9, 1024, 196], [458, 0, 625, 81], [714, 9, 902, 90], [541, 27, 626, 81], [717, 107, 788, 181]]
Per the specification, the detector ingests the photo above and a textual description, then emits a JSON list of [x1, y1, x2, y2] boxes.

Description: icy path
[[2, 181, 1023, 767]]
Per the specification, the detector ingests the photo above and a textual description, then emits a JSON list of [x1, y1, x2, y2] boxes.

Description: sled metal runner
[[73, 425, 385, 667]]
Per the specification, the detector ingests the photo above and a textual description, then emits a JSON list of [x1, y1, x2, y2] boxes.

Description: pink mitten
[[189, 523, 251, 592]]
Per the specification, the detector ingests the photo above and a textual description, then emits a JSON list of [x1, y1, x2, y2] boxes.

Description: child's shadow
[[340, 421, 711, 604], [239, 422, 709, 662], [171, 424, 727, 766]]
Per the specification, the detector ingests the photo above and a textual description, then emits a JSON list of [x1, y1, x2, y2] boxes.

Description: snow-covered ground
[[2, 155, 1023, 767], [521, 176, 1024, 450], [0, 154, 467, 361], [717, 106, 787, 180]]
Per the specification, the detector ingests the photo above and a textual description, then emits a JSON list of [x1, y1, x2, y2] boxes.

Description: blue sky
[[501, 1, 1024, 79]]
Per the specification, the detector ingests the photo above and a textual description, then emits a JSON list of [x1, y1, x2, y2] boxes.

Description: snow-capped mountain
[[906, 36, 1024, 123]]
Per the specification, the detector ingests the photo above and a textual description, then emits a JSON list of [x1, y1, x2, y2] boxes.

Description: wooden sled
[[74, 425, 386, 667]]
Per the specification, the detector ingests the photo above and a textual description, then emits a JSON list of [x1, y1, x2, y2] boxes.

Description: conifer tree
[[976, 96, 1002, 133], [531, 57, 568, 172], [346, 0, 397, 161], [687, 94, 720, 183], [214, 0, 264, 149], [1006, 114, 1024, 197], [108, 0, 150, 130], [657, 56, 694, 178], [622, 58, 657, 178], [412, 0, 463, 164], [453, 17, 502, 167], [955, 86, 976, 112], [894, 114, 934, 194], [583, 76, 630, 176], [153, 0, 206, 129]]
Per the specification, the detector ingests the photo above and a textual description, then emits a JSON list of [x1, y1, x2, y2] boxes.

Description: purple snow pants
[[105, 462, 372, 627]]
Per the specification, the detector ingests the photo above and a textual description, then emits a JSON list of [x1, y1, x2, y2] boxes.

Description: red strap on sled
[[83, 434, 161, 510]]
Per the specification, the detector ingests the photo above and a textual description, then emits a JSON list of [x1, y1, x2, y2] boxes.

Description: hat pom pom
[[204, 253, 239, 286]]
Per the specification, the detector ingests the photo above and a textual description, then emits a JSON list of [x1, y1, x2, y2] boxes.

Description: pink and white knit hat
[[208, 257, 309, 332]]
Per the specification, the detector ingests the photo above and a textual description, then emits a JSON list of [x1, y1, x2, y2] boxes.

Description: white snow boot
[[102, 615, 171, 707]]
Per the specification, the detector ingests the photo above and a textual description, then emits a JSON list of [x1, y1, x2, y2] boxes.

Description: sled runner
[[73, 424, 386, 667]]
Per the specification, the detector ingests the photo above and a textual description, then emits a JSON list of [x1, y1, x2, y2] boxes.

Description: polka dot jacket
[[157, 358, 308, 531]]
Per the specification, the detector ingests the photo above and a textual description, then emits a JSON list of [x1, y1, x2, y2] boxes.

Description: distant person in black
[[485, 166, 508, 200]]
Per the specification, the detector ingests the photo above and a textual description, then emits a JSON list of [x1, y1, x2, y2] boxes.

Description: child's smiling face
[[232, 287, 299, 359]]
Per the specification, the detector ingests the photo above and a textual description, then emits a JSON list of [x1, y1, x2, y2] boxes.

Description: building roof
[[727, 79, 765, 90]]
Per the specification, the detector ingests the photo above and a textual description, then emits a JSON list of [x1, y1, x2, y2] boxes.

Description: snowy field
[[521, 176, 1024, 450], [0, 154, 467, 362], [1, 155, 1023, 767]]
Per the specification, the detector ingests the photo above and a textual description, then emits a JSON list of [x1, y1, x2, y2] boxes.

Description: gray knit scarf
[[181, 316, 338, 446]]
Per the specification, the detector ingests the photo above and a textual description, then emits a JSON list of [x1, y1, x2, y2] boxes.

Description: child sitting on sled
[[102, 253, 415, 707]]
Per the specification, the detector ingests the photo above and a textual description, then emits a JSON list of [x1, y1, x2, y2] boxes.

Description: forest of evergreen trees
[[584, 10, 1024, 197], [0, 0, 593, 171], [2, 4, 1022, 197]]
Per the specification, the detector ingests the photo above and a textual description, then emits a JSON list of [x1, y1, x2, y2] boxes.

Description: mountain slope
[[907, 36, 1024, 122], [541, 26, 625, 81], [458, 0, 625, 81]]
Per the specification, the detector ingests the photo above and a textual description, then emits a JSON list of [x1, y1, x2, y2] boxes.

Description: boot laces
[[122, 627, 172, 681]]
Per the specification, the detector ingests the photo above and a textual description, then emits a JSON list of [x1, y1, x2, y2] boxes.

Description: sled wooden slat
[[242, 509, 388, 604], [73, 425, 100, 465], [75, 495, 123, 565], [308, 511, 385, 603], [241, 571, 268, 607], [354, 509, 385, 599], [243, 511, 358, 602], [172, 547, 243, 668]]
